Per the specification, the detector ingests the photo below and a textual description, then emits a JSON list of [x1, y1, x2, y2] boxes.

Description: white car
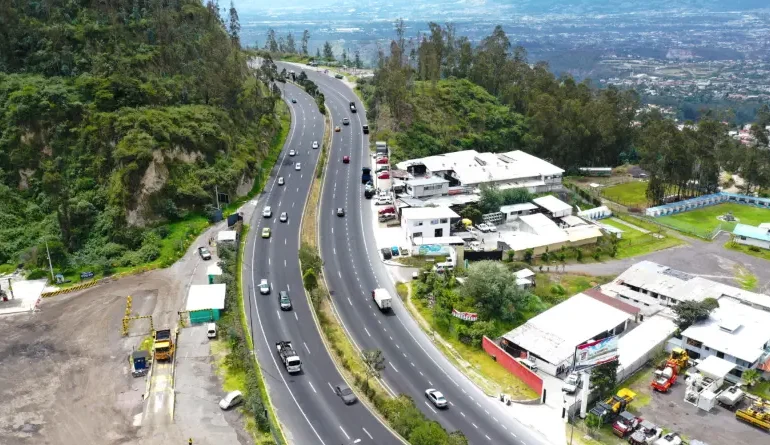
[[295, 162, 301, 171], [375, 197, 392, 205], [425, 389, 448, 409], [289, 149, 296, 156], [262, 206, 272, 218], [312, 141, 319, 149], [277, 176, 284, 186], [219, 390, 243, 410], [259, 279, 270, 294], [487, 224, 497, 232], [280, 212, 288, 222]]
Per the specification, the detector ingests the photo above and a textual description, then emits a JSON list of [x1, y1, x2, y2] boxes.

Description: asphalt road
[[297, 65, 554, 445], [241, 81, 401, 445]]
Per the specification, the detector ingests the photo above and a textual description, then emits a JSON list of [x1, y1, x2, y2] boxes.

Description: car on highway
[[198, 246, 212, 260], [289, 149, 296, 156], [261, 227, 271, 238], [362, 124, 369, 134], [279, 291, 292, 310], [259, 279, 270, 294], [295, 162, 301, 171], [342, 117, 350, 125], [219, 390, 243, 410], [312, 141, 319, 149], [280, 212, 288, 222], [334, 383, 357, 405], [334, 73, 344, 79], [425, 389, 448, 409], [342, 155, 350, 163], [291, 98, 297, 103], [334, 126, 341, 132], [337, 207, 345, 217], [262, 206, 272, 217], [277, 176, 284, 186]]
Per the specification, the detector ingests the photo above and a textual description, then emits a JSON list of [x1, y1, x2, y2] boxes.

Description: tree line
[[262, 28, 363, 68]]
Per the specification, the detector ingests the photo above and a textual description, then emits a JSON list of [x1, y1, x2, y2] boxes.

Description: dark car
[[334, 73, 344, 79], [381, 247, 392, 260], [334, 383, 357, 405], [279, 291, 292, 310], [337, 208, 345, 217], [342, 155, 350, 164], [362, 124, 370, 134], [198, 247, 212, 260], [291, 98, 297, 103]]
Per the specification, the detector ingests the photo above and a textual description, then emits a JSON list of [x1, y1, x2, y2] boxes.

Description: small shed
[[217, 230, 237, 243], [533, 195, 573, 218], [207, 264, 223, 284], [513, 268, 536, 288], [131, 350, 151, 377], [187, 283, 226, 324]]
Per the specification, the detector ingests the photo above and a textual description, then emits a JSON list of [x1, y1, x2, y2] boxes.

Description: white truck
[[276, 341, 302, 373], [372, 288, 393, 312]]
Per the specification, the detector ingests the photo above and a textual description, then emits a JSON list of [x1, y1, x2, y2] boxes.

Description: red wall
[[482, 336, 543, 397]]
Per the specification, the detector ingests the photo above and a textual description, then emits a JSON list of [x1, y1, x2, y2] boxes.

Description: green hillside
[[0, 1, 283, 275]]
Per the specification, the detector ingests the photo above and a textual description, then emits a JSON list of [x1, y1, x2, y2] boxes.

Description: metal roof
[[733, 223, 770, 242], [186, 284, 226, 312]]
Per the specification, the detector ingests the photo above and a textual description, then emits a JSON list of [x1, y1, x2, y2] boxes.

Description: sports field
[[602, 181, 649, 207], [656, 203, 770, 238]]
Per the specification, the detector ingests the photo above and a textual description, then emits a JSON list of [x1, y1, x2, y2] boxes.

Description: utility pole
[[215, 185, 220, 210], [45, 241, 55, 283]]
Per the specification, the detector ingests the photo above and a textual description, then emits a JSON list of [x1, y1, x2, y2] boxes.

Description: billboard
[[451, 309, 478, 322], [417, 244, 452, 256], [573, 336, 619, 372]]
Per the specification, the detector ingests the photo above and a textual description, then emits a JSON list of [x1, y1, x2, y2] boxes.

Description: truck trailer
[[372, 288, 393, 312]]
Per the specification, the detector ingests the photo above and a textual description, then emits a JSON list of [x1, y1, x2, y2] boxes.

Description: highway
[[294, 64, 553, 445], [242, 81, 401, 445]]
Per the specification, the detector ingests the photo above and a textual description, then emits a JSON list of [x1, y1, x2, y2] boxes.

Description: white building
[[518, 213, 563, 236], [401, 207, 460, 242], [513, 268, 536, 288], [533, 195, 573, 218], [679, 298, 770, 382], [403, 176, 450, 199], [395, 150, 564, 195], [732, 223, 770, 250], [500, 202, 538, 221]]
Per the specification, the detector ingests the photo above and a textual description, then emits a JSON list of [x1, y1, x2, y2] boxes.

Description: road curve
[[242, 81, 401, 445], [293, 64, 554, 445]]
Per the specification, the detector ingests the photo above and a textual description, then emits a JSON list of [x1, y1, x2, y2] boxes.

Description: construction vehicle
[[372, 288, 393, 312], [612, 411, 642, 437], [668, 348, 689, 370], [735, 398, 770, 430], [654, 432, 683, 445], [276, 341, 302, 374], [590, 388, 636, 422], [716, 385, 745, 411], [651, 360, 678, 392], [153, 329, 174, 361], [628, 420, 663, 445]]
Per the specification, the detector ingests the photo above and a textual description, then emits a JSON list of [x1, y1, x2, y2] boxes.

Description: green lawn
[[725, 240, 770, 262], [746, 381, 770, 399], [657, 203, 770, 238], [602, 181, 649, 207], [533, 273, 612, 305], [602, 219, 684, 258]]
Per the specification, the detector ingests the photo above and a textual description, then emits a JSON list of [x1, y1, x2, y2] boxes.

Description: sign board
[[452, 309, 478, 322], [573, 336, 619, 372], [80, 271, 94, 280], [417, 244, 451, 256]]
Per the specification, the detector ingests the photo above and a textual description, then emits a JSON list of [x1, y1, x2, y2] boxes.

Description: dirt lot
[[0, 270, 186, 445]]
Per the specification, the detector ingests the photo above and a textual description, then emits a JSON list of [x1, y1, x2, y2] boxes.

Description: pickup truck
[[276, 341, 302, 373], [372, 288, 393, 311], [562, 372, 582, 394]]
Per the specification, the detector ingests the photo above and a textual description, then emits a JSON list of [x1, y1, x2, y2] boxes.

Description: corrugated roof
[[500, 203, 539, 213], [733, 223, 770, 242], [533, 195, 573, 214], [186, 283, 226, 312], [401, 206, 459, 220]]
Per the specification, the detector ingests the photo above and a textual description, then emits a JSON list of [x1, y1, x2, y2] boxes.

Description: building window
[[740, 236, 746, 240], [736, 358, 752, 368], [430, 219, 439, 225], [686, 338, 703, 348], [439, 218, 448, 224], [716, 351, 724, 359], [415, 221, 423, 226], [729, 368, 743, 378], [413, 232, 422, 238]]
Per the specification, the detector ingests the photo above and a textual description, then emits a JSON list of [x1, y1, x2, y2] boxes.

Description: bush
[[26, 269, 48, 280], [749, 245, 761, 252]]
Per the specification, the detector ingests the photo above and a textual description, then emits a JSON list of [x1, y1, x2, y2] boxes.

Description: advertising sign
[[417, 244, 451, 256], [573, 336, 619, 372], [452, 309, 478, 322]]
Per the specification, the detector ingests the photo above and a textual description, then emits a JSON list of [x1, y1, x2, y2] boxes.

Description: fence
[[464, 250, 504, 262], [482, 336, 544, 397]]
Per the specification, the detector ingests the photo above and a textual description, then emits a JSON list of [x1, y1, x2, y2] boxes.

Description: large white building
[[395, 150, 564, 198], [401, 207, 460, 242]]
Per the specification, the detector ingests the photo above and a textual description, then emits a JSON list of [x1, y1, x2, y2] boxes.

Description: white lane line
[[294, 312, 299, 321], [308, 381, 317, 393], [485, 434, 491, 441], [389, 361, 399, 373], [268, 258, 271, 265], [485, 409, 489, 415], [287, 284, 290, 292], [284, 259, 287, 267], [328, 382, 334, 392], [362, 428, 373, 440], [472, 423, 478, 429], [276, 310, 281, 319], [512, 432, 518, 438], [429, 381, 433, 386], [460, 412, 466, 418], [419, 371, 423, 376], [339, 425, 350, 440], [292, 202, 295, 208], [364, 327, 371, 337], [284, 238, 287, 245], [502, 425, 508, 431], [424, 401, 437, 414], [410, 362, 415, 367], [347, 297, 353, 306], [338, 271, 342, 278], [462, 388, 467, 394], [304, 342, 311, 354]]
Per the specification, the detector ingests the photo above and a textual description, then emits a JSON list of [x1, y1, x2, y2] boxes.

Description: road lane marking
[[339, 425, 350, 440], [364, 327, 371, 337], [460, 412, 466, 418], [308, 381, 317, 393], [424, 401, 437, 414], [347, 297, 353, 305], [294, 312, 299, 321], [485, 434, 491, 441], [287, 284, 290, 292], [472, 423, 478, 429], [276, 310, 281, 319], [328, 382, 334, 392], [389, 362, 399, 373], [362, 428, 373, 440], [304, 342, 311, 353]]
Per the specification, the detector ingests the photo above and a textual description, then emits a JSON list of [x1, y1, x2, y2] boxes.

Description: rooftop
[[519, 213, 562, 236], [733, 223, 770, 242], [560, 215, 588, 227], [186, 283, 226, 312], [682, 298, 770, 363], [217, 230, 237, 242], [696, 355, 737, 379], [401, 206, 459, 220], [533, 195, 573, 215], [395, 150, 563, 187], [501, 293, 633, 365], [404, 176, 449, 187], [500, 202, 539, 213]]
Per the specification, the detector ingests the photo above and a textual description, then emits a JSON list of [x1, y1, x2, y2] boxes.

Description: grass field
[[602, 181, 649, 207], [656, 203, 770, 238], [602, 219, 684, 258]]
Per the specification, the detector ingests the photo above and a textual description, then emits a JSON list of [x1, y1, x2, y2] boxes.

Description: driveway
[[564, 232, 770, 291]]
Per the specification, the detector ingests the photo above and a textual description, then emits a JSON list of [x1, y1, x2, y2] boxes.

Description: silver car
[[425, 388, 448, 409]]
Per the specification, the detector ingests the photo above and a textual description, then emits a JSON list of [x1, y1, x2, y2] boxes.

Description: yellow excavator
[[736, 398, 770, 430], [668, 348, 689, 370]]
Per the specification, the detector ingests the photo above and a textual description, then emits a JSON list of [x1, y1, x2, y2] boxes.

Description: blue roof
[[733, 223, 770, 242]]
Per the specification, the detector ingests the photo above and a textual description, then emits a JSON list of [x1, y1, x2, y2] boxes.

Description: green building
[[187, 283, 226, 324]]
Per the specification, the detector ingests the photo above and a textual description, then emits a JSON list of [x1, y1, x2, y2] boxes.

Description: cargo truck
[[154, 329, 174, 361], [276, 341, 302, 373], [372, 288, 393, 312]]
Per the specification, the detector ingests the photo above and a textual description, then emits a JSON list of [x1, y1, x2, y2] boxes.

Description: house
[[533, 195, 573, 218], [401, 207, 460, 242], [500, 202, 538, 221], [732, 223, 770, 250], [403, 176, 450, 199], [186, 284, 226, 324], [678, 298, 770, 382]]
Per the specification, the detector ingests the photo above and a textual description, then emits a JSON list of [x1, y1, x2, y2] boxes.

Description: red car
[[377, 172, 390, 179], [376, 157, 389, 165], [378, 206, 395, 215], [342, 155, 350, 163]]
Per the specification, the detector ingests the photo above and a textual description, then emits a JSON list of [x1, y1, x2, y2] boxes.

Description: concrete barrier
[[482, 336, 544, 396]]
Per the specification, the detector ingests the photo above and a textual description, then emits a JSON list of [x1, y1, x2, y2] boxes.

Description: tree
[[673, 299, 719, 330], [447, 431, 469, 445], [301, 30, 310, 55], [459, 205, 482, 224], [462, 261, 529, 321], [315, 93, 325, 115], [741, 368, 761, 387], [285, 33, 296, 54], [316, 47, 321, 59], [265, 28, 278, 52], [302, 268, 317, 291], [590, 360, 619, 399], [354, 50, 362, 68], [523, 249, 534, 264], [341, 48, 348, 65], [362, 349, 386, 382], [323, 41, 334, 61], [227, 1, 240, 47], [408, 420, 449, 445]]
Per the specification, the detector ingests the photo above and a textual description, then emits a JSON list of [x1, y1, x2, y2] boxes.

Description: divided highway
[[299, 66, 553, 445], [242, 81, 401, 445]]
